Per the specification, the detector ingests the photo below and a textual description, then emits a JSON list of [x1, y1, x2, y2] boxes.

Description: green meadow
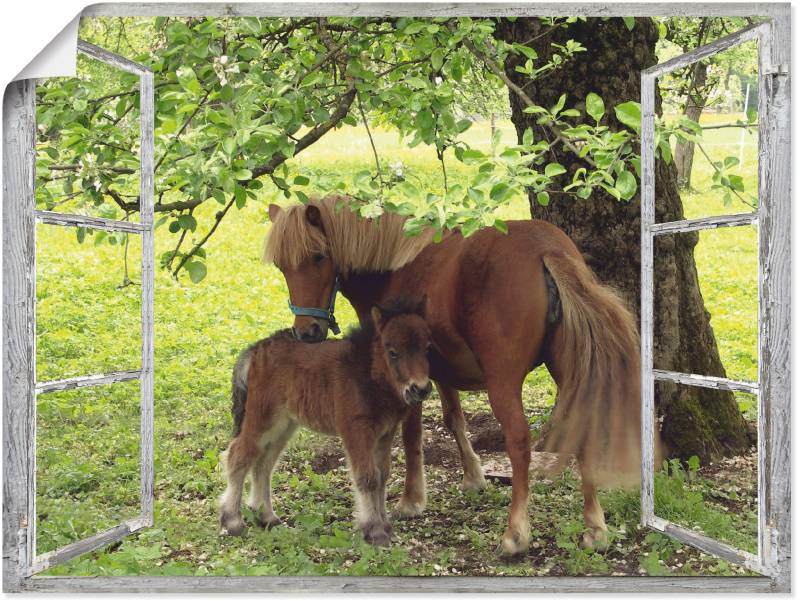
[[34, 115, 759, 576]]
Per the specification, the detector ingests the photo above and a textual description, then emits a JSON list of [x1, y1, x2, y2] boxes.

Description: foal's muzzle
[[404, 381, 433, 404], [293, 320, 327, 343]]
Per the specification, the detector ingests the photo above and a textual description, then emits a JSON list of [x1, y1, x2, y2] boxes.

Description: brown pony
[[263, 196, 641, 555], [219, 297, 432, 546]]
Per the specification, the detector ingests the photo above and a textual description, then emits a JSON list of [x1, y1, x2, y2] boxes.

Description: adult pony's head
[[263, 196, 433, 342]]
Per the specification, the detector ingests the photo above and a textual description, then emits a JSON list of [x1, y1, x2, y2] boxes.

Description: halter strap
[[287, 273, 341, 335]]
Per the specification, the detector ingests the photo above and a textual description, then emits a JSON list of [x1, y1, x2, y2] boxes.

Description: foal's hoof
[[254, 513, 283, 530], [461, 471, 487, 492], [220, 514, 246, 537], [580, 528, 609, 551], [364, 523, 392, 547], [393, 496, 425, 518]]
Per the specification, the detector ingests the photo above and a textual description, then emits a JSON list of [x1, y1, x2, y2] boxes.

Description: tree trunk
[[495, 17, 750, 462], [674, 62, 709, 189]]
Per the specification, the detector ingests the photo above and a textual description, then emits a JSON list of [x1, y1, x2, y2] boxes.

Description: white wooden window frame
[[3, 40, 155, 581], [641, 18, 790, 590], [2, 2, 789, 594]]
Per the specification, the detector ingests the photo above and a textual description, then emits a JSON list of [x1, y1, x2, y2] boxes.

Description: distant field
[[34, 116, 758, 576]]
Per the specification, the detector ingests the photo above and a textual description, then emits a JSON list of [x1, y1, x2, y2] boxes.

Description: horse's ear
[[268, 204, 282, 222], [305, 205, 324, 232], [415, 294, 428, 318], [370, 306, 385, 330]]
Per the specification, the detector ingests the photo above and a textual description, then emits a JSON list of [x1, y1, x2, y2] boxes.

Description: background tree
[[494, 17, 750, 460], [658, 17, 757, 189]]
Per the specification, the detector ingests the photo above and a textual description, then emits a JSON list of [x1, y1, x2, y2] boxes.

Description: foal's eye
[[312, 253, 325, 264], [388, 349, 399, 360]]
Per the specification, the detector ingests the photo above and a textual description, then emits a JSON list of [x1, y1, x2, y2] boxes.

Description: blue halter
[[287, 273, 341, 335]]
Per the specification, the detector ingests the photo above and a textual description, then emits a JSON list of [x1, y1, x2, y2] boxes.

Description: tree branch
[[455, 26, 594, 167]]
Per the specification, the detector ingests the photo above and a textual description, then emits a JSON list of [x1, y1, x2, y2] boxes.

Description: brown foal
[[264, 196, 641, 555], [219, 298, 432, 546]]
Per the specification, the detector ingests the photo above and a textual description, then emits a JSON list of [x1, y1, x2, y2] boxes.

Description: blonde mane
[[262, 195, 434, 273]]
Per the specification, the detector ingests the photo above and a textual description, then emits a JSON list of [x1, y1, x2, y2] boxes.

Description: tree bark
[[674, 62, 709, 189], [495, 17, 750, 462]]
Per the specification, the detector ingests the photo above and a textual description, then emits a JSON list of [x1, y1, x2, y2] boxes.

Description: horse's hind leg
[[579, 466, 608, 550], [486, 377, 531, 556], [545, 339, 609, 550], [394, 404, 426, 518], [219, 435, 259, 536], [249, 418, 298, 529], [438, 383, 486, 491]]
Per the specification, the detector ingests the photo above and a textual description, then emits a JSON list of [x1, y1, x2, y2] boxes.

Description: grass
[[33, 116, 758, 576]]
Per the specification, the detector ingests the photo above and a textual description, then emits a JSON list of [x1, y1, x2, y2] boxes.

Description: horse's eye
[[312, 253, 325, 264]]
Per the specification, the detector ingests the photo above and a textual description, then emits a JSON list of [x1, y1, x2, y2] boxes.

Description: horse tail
[[541, 252, 642, 488], [231, 347, 253, 438]]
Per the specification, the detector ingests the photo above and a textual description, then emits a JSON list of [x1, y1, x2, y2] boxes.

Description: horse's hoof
[[497, 529, 529, 556], [393, 496, 425, 518], [580, 528, 609, 551], [220, 514, 246, 537]]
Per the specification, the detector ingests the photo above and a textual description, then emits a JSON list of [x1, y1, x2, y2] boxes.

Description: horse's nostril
[[309, 323, 321, 337]]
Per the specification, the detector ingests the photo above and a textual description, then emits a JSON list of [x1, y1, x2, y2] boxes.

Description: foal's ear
[[305, 205, 324, 232], [268, 203, 282, 222], [370, 306, 385, 330], [414, 294, 428, 318]]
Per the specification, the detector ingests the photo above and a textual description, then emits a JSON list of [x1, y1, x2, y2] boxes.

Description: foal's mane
[[262, 195, 434, 273]]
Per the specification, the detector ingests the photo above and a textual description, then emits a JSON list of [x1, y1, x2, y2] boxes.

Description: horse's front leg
[[394, 402, 426, 517], [438, 383, 486, 491], [343, 429, 392, 546]]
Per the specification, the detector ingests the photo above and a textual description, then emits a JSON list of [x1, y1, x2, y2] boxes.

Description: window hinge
[[767, 64, 789, 77]]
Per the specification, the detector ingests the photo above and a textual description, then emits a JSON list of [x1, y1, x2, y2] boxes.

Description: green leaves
[[544, 163, 567, 178], [185, 260, 208, 284], [622, 17, 636, 31], [614, 170, 637, 200], [614, 101, 641, 133], [585, 93, 605, 124]]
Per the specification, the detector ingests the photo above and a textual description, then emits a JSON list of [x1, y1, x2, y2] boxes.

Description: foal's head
[[371, 297, 433, 405]]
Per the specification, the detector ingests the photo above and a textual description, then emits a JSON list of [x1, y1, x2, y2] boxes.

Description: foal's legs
[[219, 435, 260, 536], [395, 404, 426, 517], [374, 427, 397, 529], [486, 378, 531, 555], [343, 427, 392, 546], [248, 419, 298, 529], [438, 383, 486, 491]]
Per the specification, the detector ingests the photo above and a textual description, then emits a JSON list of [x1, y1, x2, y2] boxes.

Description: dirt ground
[[304, 410, 758, 577]]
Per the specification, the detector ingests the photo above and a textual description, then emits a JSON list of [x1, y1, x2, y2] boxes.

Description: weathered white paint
[[652, 369, 758, 395], [639, 71, 656, 529], [21, 575, 775, 593], [649, 212, 757, 235], [2, 79, 37, 594], [757, 12, 791, 593], [35, 210, 147, 234], [78, 2, 789, 18], [35, 369, 141, 394]]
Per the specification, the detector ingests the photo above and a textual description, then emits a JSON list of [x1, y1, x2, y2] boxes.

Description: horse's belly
[[429, 345, 485, 390]]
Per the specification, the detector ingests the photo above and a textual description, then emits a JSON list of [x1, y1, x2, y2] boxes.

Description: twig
[[358, 94, 384, 186], [172, 196, 236, 278], [695, 142, 756, 209]]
